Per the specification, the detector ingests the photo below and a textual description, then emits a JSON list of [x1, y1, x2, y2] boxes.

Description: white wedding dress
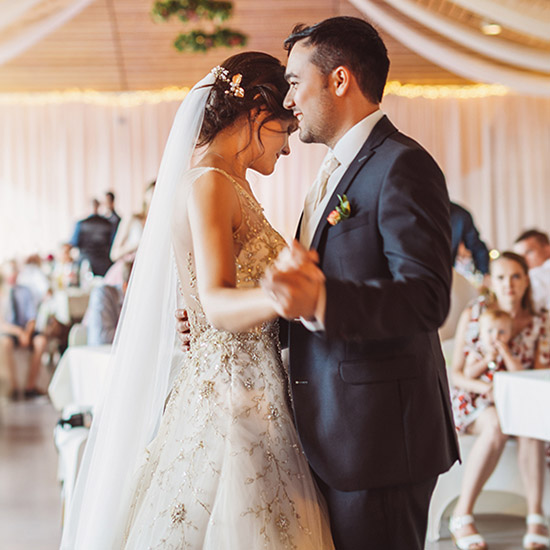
[[122, 167, 334, 550]]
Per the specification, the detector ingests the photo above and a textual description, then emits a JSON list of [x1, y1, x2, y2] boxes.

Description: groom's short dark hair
[[284, 16, 389, 104]]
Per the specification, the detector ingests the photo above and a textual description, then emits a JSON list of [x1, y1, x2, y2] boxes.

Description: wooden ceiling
[[0, 0, 548, 92]]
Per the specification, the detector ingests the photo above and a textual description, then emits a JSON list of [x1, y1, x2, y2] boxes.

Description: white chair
[[53, 405, 92, 525], [427, 434, 550, 541], [67, 322, 87, 347]]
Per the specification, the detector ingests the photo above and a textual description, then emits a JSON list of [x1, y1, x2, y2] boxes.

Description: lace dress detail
[[123, 167, 333, 549]]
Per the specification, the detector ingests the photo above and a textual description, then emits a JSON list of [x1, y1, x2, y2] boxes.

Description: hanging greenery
[[152, 1, 247, 53]]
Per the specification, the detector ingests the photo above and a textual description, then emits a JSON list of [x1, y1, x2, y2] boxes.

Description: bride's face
[[249, 116, 298, 175]]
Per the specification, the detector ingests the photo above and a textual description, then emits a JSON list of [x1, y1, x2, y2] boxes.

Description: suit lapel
[[309, 115, 398, 251]]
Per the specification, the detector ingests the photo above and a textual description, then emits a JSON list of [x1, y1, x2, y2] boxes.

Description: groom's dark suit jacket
[[287, 115, 460, 492]]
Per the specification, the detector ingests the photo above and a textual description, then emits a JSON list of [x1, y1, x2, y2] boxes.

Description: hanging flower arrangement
[[152, 0, 247, 53]]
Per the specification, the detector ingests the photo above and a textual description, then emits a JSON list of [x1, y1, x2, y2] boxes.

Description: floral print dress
[[451, 296, 550, 433]]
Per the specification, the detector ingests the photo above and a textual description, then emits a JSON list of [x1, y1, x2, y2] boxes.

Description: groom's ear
[[331, 66, 352, 97]]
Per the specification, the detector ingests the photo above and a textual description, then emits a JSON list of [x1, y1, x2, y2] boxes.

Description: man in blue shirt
[[0, 272, 48, 399]]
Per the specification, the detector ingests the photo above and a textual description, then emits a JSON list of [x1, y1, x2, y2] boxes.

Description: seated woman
[[450, 251, 550, 550]]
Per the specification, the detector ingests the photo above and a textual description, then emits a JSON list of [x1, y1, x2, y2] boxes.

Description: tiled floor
[[0, 397, 62, 550], [427, 514, 529, 549], [0, 398, 540, 550]]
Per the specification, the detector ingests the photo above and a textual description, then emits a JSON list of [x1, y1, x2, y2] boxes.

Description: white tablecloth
[[494, 368, 550, 441], [48, 345, 111, 410]]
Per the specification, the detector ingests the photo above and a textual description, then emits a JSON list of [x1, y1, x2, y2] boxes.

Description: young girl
[[452, 308, 519, 433]]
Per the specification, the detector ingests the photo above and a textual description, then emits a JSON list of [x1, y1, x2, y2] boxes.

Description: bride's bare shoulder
[[172, 167, 240, 229]]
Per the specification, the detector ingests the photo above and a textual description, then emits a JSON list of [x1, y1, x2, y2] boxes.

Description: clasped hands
[[262, 240, 325, 322], [175, 241, 326, 350]]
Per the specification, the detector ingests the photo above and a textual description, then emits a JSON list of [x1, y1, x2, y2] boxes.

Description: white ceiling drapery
[[0, 0, 94, 66], [380, 0, 550, 73], [448, 0, 550, 41], [349, 0, 550, 96]]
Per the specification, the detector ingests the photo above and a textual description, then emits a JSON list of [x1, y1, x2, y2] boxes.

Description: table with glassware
[[494, 368, 550, 440]]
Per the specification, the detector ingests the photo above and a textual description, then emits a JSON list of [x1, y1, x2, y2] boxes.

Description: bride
[[61, 52, 334, 549]]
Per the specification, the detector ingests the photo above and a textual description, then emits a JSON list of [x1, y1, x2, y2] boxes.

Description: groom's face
[[284, 42, 335, 146]]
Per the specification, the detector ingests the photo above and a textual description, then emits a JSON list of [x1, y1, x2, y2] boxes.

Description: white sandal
[[449, 515, 488, 550], [523, 514, 550, 549]]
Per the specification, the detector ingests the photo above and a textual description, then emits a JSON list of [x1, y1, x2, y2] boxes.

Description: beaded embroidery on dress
[[122, 167, 334, 550]]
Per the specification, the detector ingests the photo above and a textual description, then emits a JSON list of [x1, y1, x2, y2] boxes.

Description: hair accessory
[[210, 65, 245, 98]]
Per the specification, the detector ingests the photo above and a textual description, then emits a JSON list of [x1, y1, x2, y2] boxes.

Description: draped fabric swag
[[1, 92, 549, 262], [349, 0, 550, 96], [0, 0, 95, 66]]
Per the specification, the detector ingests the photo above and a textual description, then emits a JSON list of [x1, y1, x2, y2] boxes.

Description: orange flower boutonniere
[[327, 194, 351, 226]]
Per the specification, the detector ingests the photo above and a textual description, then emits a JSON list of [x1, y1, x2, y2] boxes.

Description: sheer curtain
[[1, 91, 549, 262]]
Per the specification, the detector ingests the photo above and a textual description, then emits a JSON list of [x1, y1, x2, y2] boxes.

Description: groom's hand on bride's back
[[175, 309, 191, 351]]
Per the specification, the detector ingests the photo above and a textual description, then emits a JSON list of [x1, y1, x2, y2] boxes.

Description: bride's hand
[[262, 241, 325, 320], [274, 241, 325, 283]]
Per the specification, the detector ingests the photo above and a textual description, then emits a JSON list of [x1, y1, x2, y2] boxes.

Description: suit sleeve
[[323, 147, 452, 341], [69, 221, 81, 248], [461, 211, 490, 274]]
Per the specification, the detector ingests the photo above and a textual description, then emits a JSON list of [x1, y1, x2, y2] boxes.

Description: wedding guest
[[451, 202, 490, 282], [0, 265, 48, 400], [450, 251, 550, 550], [104, 190, 121, 240], [85, 260, 132, 345], [514, 229, 550, 312], [110, 181, 155, 263], [69, 198, 113, 276], [51, 243, 79, 289], [104, 181, 155, 285], [17, 254, 50, 309]]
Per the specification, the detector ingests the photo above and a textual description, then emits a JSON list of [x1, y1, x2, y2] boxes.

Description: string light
[[0, 87, 190, 106], [384, 81, 509, 99], [0, 80, 510, 106]]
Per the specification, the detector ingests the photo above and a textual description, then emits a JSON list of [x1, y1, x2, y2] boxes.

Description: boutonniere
[[327, 194, 351, 226]]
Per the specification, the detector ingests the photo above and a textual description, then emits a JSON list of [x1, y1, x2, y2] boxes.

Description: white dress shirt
[[529, 259, 550, 312], [300, 109, 385, 331], [299, 109, 385, 249]]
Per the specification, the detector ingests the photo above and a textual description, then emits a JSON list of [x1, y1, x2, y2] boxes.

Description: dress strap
[[199, 167, 263, 213]]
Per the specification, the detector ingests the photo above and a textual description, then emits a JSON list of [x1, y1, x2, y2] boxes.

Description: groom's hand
[[263, 241, 325, 321], [175, 309, 191, 351]]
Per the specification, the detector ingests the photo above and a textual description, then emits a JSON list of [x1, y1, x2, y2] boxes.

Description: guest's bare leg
[[0, 335, 18, 393], [25, 334, 47, 391], [518, 437, 548, 545], [452, 407, 508, 546]]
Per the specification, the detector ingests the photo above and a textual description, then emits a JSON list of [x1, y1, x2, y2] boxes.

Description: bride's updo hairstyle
[[198, 51, 295, 148]]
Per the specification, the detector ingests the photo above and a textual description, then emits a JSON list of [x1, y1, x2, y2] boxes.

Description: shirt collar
[[332, 109, 385, 167]]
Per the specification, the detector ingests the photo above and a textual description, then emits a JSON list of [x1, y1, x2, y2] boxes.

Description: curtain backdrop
[[1, 92, 549, 263]]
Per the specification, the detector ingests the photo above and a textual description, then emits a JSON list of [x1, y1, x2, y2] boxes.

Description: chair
[[53, 405, 92, 525], [427, 434, 550, 541], [67, 322, 87, 347]]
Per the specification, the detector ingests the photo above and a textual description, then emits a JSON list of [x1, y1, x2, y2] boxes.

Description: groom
[[263, 16, 460, 550]]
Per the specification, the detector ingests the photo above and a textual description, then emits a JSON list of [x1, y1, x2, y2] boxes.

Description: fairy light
[[0, 81, 510, 106], [384, 81, 509, 99], [489, 249, 501, 260], [0, 87, 190, 106]]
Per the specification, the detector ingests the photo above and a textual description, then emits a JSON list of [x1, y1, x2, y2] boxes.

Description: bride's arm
[[184, 171, 277, 332]]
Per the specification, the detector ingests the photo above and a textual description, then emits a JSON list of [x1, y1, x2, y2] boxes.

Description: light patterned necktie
[[307, 152, 341, 212]]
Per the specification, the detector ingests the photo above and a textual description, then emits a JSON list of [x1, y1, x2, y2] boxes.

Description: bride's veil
[[60, 72, 215, 549]]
